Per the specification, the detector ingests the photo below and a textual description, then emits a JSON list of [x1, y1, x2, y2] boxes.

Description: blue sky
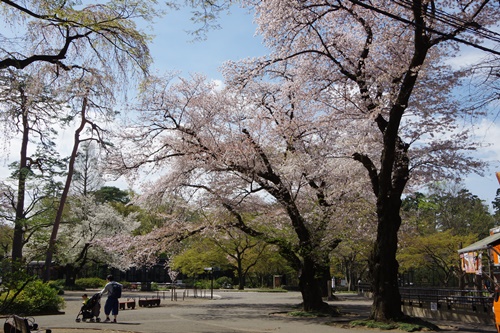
[[147, 6, 268, 80]]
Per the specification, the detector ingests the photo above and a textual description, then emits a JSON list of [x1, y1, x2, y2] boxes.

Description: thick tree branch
[[352, 152, 379, 197]]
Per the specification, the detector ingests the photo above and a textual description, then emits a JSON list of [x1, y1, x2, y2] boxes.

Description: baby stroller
[[76, 292, 101, 322]]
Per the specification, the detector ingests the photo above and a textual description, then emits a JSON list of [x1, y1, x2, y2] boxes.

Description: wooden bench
[[138, 297, 161, 307], [3, 315, 41, 333], [119, 298, 136, 310]]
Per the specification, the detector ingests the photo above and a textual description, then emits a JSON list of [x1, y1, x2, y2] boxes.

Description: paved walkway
[[30, 290, 496, 333]]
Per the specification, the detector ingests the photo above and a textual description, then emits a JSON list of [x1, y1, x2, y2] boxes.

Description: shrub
[[75, 277, 106, 289], [47, 280, 65, 295], [0, 260, 33, 312], [216, 276, 233, 289], [1, 280, 65, 315], [194, 279, 220, 289]]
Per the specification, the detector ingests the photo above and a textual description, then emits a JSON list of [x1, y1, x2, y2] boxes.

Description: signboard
[[430, 302, 438, 311], [460, 252, 482, 274]]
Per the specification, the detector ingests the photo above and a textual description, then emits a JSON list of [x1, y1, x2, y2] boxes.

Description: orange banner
[[496, 171, 500, 185]]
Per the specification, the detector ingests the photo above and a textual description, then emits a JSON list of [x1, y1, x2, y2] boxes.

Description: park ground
[[25, 290, 497, 333]]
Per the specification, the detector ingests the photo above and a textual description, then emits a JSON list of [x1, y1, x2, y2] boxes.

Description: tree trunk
[[299, 256, 329, 312], [44, 97, 88, 281], [237, 255, 245, 290], [458, 271, 466, 290], [11, 90, 30, 262], [64, 244, 91, 287], [65, 264, 77, 287], [361, 4, 430, 320], [238, 277, 245, 290], [237, 268, 245, 290], [369, 195, 404, 321]]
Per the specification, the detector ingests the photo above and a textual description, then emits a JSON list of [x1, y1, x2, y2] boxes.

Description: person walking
[[100, 275, 122, 323]]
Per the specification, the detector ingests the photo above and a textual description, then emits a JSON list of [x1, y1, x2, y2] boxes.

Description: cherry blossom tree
[[95, 192, 208, 271], [226, 0, 498, 321], [109, 72, 372, 311], [464, 55, 500, 111], [25, 195, 139, 285]]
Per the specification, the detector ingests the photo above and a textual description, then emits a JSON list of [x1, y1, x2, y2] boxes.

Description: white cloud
[[472, 118, 500, 161], [465, 118, 500, 209]]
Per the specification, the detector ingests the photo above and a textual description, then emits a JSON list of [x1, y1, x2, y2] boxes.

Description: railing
[[358, 284, 494, 312], [399, 287, 494, 312]]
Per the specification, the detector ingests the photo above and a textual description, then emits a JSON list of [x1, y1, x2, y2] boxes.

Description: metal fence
[[399, 287, 493, 312]]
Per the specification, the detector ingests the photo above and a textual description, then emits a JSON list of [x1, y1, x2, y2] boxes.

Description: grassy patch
[[227, 288, 288, 293], [285, 303, 341, 318], [349, 318, 439, 332], [254, 288, 288, 293], [288, 311, 330, 317]]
